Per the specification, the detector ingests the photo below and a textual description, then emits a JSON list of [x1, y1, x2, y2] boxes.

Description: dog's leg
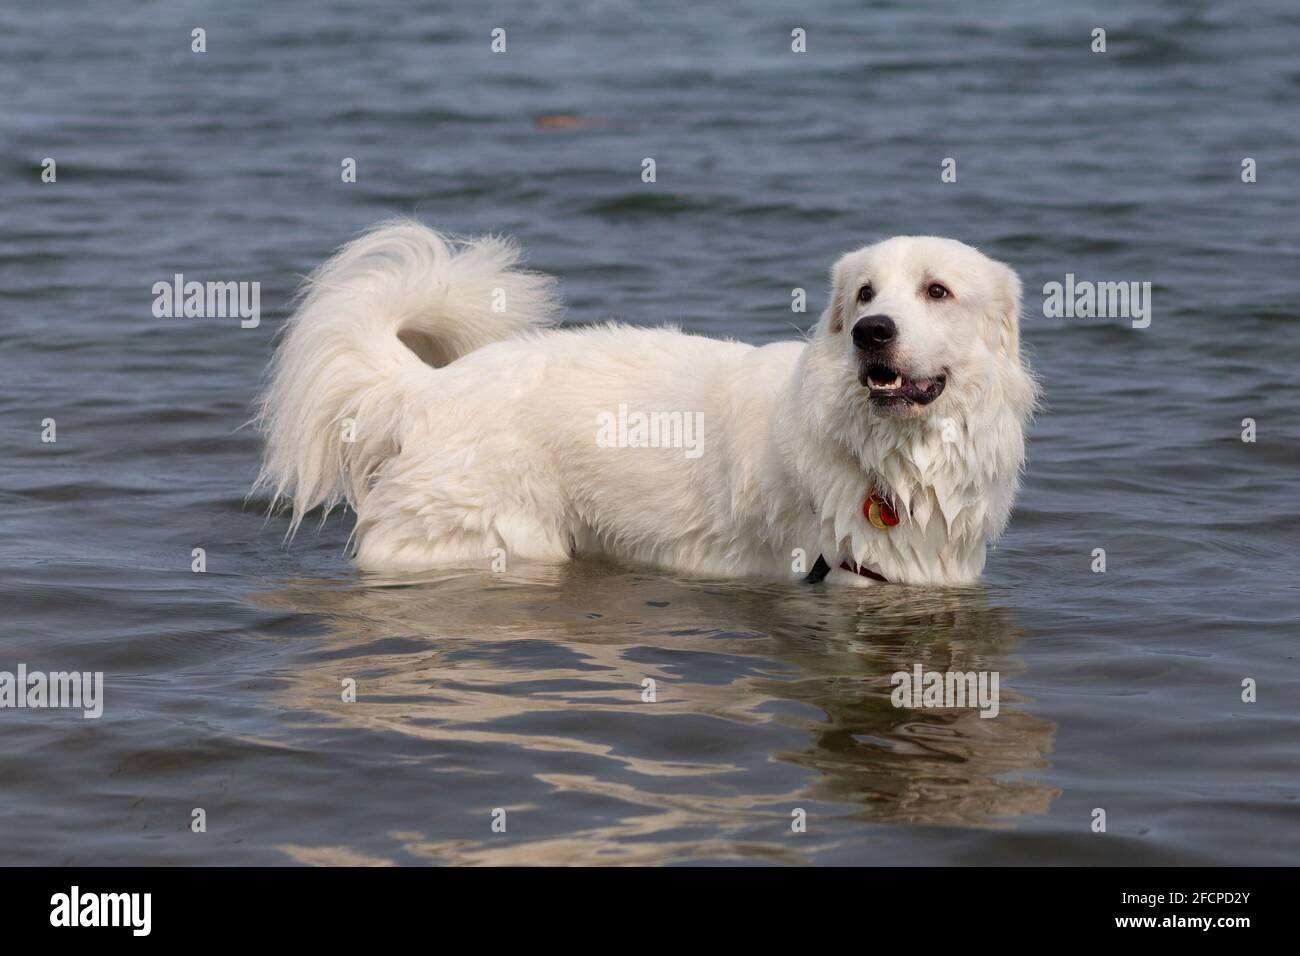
[[353, 450, 574, 571], [353, 513, 572, 571]]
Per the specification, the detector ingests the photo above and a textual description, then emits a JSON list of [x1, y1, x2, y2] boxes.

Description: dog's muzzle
[[851, 315, 946, 406]]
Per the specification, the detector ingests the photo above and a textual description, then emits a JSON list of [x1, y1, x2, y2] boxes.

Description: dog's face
[[825, 237, 1023, 418]]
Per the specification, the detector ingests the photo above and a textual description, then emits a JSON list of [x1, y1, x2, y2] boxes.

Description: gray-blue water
[[2, 0, 1297, 864]]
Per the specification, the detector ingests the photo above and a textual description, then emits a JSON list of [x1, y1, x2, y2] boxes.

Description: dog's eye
[[927, 283, 950, 300], [856, 284, 874, 303]]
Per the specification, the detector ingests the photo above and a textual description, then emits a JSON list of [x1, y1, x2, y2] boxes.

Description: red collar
[[804, 554, 888, 584], [804, 492, 897, 584], [839, 560, 888, 582]]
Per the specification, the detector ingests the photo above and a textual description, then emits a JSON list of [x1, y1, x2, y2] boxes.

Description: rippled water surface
[[2, 0, 1298, 864]]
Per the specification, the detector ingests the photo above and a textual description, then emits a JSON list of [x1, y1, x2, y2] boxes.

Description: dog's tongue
[[911, 377, 935, 391]]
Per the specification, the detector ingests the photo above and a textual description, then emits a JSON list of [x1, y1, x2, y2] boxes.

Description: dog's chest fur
[[772, 357, 1025, 586]]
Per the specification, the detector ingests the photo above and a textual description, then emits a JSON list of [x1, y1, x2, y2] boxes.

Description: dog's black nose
[[852, 314, 896, 350]]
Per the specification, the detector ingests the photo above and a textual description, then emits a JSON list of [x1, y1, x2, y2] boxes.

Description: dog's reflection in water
[[252, 562, 1056, 864]]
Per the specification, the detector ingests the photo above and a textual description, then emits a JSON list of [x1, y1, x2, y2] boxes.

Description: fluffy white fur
[[256, 220, 1036, 585]]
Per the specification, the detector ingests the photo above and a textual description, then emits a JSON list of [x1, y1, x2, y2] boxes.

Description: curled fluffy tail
[[254, 219, 561, 531]]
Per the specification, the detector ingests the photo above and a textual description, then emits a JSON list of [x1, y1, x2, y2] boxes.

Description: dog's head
[[821, 237, 1026, 418]]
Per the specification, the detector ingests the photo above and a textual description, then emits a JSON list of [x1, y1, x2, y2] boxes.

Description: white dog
[[256, 221, 1036, 585]]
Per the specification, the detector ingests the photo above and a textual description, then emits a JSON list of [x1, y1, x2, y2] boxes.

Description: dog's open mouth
[[863, 363, 947, 405]]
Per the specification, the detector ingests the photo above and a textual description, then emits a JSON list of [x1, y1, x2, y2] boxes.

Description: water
[[2, 0, 1298, 864]]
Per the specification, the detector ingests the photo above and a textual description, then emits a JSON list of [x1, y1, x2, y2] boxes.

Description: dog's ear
[[992, 261, 1023, 362], [823, 252, 856, 334]]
